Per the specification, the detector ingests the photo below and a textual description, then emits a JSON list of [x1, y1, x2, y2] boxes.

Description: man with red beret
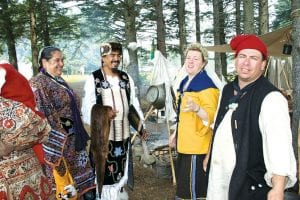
[[206, 34, 296, 200]]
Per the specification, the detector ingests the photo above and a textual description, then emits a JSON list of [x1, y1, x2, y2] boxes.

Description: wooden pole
[[167, 120, 176, 186], [131, 105, 154, 144]]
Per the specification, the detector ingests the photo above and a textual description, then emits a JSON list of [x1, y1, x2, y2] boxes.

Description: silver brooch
[[122, 75, 128, 80], [228, 103, 238, 111], [101, 80, 110, 89], [119, 80, 126, 89]]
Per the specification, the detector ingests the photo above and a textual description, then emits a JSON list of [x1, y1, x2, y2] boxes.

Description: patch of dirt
[[127, 161, 176, 200]]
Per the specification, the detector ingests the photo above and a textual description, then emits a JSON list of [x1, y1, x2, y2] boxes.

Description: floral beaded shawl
[[0, 96, 52, 200]]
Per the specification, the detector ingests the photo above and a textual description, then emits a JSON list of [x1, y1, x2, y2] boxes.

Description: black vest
[[212, 76, 279, 200], [92, 69, 131, 105]]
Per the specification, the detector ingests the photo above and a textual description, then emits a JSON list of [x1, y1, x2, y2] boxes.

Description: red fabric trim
[[19, 185, 39, 200], [0, 191, 8, 200], [40, 176, 52, 199], [32, 144, 46, 164]]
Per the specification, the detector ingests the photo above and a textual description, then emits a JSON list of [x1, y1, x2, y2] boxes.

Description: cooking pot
[[146, 83, 166, 109]]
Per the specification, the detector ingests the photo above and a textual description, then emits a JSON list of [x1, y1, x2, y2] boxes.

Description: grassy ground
[[62, 74, 88, 83], [63, 75, 87, 99]]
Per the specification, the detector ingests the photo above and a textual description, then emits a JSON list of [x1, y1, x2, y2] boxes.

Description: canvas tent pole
[[264, 58, 271, 77]]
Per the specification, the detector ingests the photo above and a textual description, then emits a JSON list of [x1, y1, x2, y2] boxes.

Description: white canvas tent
[[149, 50, 178, 184], [205, 25, 293, 91], [150, 50, 177, 121], [267, 57, 293, 91], [205, 25, 292, 57]]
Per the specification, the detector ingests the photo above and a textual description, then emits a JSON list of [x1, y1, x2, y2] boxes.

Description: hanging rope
[[291, 8, 300, 18]]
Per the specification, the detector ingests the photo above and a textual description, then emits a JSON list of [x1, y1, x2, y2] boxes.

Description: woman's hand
[[0, 140, 14, 157], [182, 97, 199, 113], [203, 154, 210, 172], [182, 96, 209, 121]]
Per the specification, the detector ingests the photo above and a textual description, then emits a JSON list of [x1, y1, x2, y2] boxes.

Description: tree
[[272, 0, 291, 29], [124, 0, 141, 89], [0, 0, 80, 73], [258, 0, 268, 34], [212, 0, 227, 78], [79, 0, 143, 88], [28, 0, 39, 74], [195, 0, 201, 42], [78, 1, 119, 40], [291, 0, 300, 162], [32, 0, 80, 74], [155, 0, 167, 58], [243, 0, 254, 33], [177, 0, 187, 65], [0, 0, 19, 69], [39, 0, 51, 46], [235, 0, 242, 34]]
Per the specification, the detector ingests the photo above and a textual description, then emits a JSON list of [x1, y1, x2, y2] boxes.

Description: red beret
[[230, 34, 268, 59]]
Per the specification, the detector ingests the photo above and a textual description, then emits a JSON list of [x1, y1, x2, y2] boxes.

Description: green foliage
[[7, 2, 28, 39], [0, 43, 4, 55], [224, 72, 236, 83], [34, 0, 81, 46], [271, 0, 291, 29], [0, 1, 27, 52], [0, 0, 81, 64], [79, 0, 128, 42]]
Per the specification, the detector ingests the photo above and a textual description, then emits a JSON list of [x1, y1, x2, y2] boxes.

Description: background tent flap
[[205, 25, 292, 57]]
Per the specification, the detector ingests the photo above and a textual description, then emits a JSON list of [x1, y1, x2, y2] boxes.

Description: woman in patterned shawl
[[0, 96, 52, 199], [30, 46, 96, 199]]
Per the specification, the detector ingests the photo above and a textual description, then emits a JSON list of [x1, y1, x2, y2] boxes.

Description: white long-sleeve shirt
[[207, 91, 297, 200]]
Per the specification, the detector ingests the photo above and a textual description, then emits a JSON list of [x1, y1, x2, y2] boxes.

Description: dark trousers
[[176, 153, 207, 199]]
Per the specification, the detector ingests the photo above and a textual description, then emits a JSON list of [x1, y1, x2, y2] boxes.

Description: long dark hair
[[38, 46, 61, 71]]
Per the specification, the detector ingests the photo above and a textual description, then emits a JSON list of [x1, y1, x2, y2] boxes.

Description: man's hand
[[140, 129, 148, 140], [267, 188, 284, 200], [267, 175, 286, 200], [0, 140, 14, 157], [169, 133, 176, 148], [109, 108, 117, 119]]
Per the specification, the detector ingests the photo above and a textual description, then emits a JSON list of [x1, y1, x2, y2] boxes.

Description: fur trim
[[117, 188, 128, 200]]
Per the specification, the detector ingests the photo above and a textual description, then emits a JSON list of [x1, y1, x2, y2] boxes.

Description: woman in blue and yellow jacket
[[170, 43, 219, 200]]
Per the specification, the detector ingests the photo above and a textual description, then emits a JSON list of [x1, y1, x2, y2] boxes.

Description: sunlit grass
[[62, 74, 87, 83]]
